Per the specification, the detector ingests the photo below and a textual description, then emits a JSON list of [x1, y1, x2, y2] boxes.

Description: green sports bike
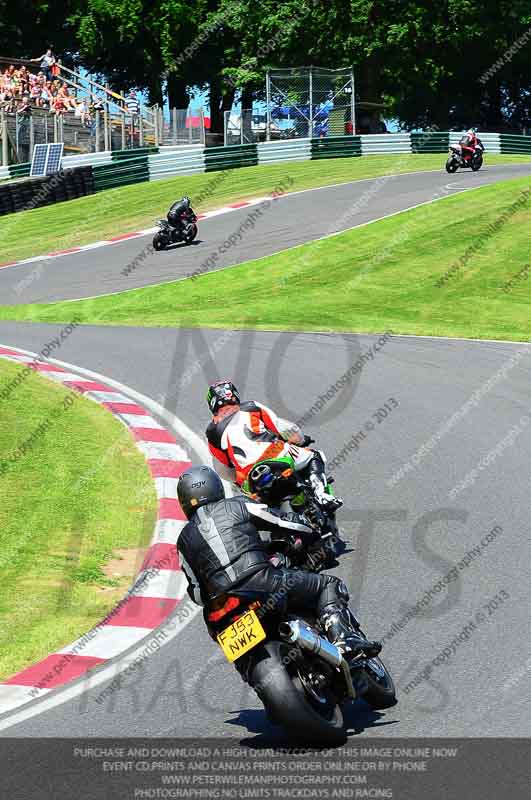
[[242, 441, 346, 572]]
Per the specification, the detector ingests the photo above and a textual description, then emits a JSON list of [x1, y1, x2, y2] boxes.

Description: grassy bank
[[1, 153, 530, 264], [2, 176, 531, 341], [0, 358, 157, 680]]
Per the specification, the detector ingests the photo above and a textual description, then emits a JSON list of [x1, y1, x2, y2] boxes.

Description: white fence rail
[[257, 139, 312, 164], [361, 133, 411, 155]]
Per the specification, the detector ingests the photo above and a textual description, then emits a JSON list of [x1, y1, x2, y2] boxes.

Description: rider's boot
[[308, 454, 343, 512], [320, 604, 382, 659]]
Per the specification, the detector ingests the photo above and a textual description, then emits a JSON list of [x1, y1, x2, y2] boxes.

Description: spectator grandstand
[[0, 55, 205, 163]]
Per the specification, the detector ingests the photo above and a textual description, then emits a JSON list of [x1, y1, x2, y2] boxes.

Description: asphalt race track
[[1, 162, 531, 304], [0, 323, 529, 739], [0, 165, 530, 741]]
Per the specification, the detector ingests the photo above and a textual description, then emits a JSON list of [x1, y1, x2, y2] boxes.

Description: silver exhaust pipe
[[279, 620, 357, 699], [279, 620, 342, 668]]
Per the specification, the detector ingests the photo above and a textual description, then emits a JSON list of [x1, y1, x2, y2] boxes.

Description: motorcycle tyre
[[250, 641, 347, 745]]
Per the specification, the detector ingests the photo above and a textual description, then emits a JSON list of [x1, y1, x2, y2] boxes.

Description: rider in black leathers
[[176, 465, 381, 658], [167, 196, 193, 232]]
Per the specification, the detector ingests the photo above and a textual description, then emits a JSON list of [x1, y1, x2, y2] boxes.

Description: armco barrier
[[0, 165, 94, 217], [92, 154, 150, 191], [148, 145, 205, 181], [411, 131, 450, 153], [311, 135, 362, 159], [8, 162, 31, 179], [361, 133, 411, 155], [2, 132, 531, 216], [500, 133, 531, 154], [257, 139, 312, 164], [111, 146, 158, 161], [204, 143, 258, 172]]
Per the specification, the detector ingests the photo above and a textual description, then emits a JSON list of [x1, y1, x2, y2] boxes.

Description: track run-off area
[[0, 162, 530, 739]]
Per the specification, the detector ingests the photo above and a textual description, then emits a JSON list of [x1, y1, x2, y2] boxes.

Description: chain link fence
[[265, 66, 355, 139]]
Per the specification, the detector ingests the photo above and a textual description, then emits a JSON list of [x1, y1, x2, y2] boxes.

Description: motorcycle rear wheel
[[251, 641, 347, 745]]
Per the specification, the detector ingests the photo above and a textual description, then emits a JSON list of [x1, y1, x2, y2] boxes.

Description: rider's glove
[[301, 434, 315, 447], [269, 553, 291, 569]]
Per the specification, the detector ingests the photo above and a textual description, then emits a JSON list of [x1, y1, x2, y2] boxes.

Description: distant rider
[[176, 465, 380, 658], [167, 195, 193, 232], [459, 129, 484, 162], [205, 380, 342, 512]]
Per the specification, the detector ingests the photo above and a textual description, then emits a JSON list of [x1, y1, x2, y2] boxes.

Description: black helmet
[[206, 380, 240, 414], [177, 465, 225, 518]]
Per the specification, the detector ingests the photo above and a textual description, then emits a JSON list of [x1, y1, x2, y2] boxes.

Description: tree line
[[2, 0, 531, 132]]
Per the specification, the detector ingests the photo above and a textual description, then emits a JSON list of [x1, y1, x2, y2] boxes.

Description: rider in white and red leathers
[[205, 380, 342, 512]]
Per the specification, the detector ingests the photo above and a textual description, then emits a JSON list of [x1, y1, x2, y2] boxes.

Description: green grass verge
[[0, 359, 157, 680], [1, 153, 530, 264], [3, 175, 531, 342]]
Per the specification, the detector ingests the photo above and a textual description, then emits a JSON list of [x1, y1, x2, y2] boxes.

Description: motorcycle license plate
[[217, 609, 266, 662]]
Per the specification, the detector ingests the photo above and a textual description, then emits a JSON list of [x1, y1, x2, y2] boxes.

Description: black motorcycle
[[445, 144, 484, 173], [207, 590, 396, 745], [152, 204, 198, 251]]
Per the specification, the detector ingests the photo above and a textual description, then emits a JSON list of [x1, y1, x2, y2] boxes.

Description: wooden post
[[121, 113, 126, 150]]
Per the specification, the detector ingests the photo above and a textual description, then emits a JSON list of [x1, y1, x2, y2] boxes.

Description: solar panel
[[30, 144, 49, 177], [30, 143, 64, 177], [45, 143, 63, 175]]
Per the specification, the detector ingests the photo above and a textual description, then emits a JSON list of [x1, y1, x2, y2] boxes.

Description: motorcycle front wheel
[[362, 656, 397, 709], [153, 232, 167, 251], [184, 223, 198, 244], [251, 641, 347, 745], [445, 157, 458, 173], [471, 155, 483, 172]]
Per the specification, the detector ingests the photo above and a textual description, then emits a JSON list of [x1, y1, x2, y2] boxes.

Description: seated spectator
[[40, 84, 50, 110], [58, 82, 76, 111], [31, 47, 56, 81], [30, 82, 42, 106], [74, 97, 89, 124], [52, 94, 66, 117], [90, 96, 104, 114], [17, 93, 32, 117], [2, 93, 16, 113], [11, 68, 22, 98]]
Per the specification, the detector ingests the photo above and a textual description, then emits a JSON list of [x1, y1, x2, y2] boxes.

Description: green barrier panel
[[92, 156, 150, 191], [410, 132, 449, 153], [9, 162, 31, 178], [499, 134, 531, 154], [311, 136, 362, 159], [204, 143, 258, 172]]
